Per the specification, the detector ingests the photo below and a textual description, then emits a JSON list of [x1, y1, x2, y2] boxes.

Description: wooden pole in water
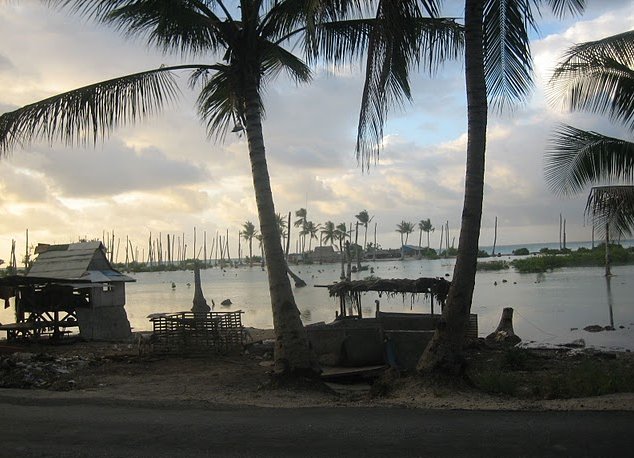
[[24, 228, 29, 270], [204, 230, 207, 267], [193, 227, 197, 261], [492, 216, 498, 256], [437, 225, 441, 255], [559, 213, 562, 250]]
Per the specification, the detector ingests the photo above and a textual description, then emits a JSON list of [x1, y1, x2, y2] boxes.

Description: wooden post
[[486, 307, 521, 346], [491, 216, 498, 256]]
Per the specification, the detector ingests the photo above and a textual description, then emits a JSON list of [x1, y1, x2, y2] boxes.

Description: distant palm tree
[[396, 221, 414, 259], [294, 208, 308, 255], [418, 218, 434, 252], [275, 213, 288, 249], [321, 221, 337, 246], [301, 221, 321, 252], [355, 210, 373, 250], [241, 221, 257, 268], [334, 222, 349, 279]]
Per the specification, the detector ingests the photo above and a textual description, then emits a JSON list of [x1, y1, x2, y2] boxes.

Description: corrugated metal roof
[[26, 242, 134, 283]]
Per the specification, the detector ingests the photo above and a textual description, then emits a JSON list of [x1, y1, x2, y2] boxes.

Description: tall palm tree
[[355, 209, 373, 250], [341, 0, 584, 374], [417, 0, 585, 374], [321, 221, 337, 246], [241, 221, 258, 268], [418, 218, 434, 254], [0, 0, 344, 376], [294, 208, 308, 255], [300, 221, 320, 252], [396, 220, 414, 259], [334, 222, 349, 279], [545, 30, 634, 276], [275, 212, 288, 249]]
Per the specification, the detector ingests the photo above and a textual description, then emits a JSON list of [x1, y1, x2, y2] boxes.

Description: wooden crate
[[150, 311, 244, 355]]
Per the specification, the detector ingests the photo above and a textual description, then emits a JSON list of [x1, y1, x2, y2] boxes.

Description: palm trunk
[[243, 83, 317, 376], [418, 0, 487, 375], [248, 238, 253, 267]]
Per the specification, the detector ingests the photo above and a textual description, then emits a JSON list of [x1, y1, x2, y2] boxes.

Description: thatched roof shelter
[[325, 277, 451, 317]]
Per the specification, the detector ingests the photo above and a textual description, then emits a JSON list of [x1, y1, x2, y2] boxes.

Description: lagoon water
[[2, 242, 633, 350], [121, 253, 634, 350]]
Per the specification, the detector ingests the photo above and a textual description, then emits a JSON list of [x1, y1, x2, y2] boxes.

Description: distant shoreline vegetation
[[477, 244, 634, 273]]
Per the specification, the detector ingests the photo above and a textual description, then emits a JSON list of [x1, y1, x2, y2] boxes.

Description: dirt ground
[[1, 329, 634, 411]]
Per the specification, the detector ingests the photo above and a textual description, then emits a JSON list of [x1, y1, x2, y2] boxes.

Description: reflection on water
[[606, 275, 615, 328], [2, 258, 632, 343]]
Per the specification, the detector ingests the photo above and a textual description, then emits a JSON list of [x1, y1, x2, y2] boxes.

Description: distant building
[[310, 246, 341, 264]]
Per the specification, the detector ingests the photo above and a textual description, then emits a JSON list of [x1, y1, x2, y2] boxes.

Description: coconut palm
[[418, 218, 434, 255], [0, 0, 349, 376], [301, 221, 321, 252], [545, 31, 634, 276], [545, 31, 634, 196], [417, 0, 585, 374], [241, 221, 258, 268], [334, 222, 349, 279], [343, 0, 584, 374], [321, 221, 337, 246], [355, 210, 373, 250], [396, 220, 414, 259]]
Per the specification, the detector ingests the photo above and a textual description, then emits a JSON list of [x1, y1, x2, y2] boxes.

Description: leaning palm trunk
[[418, 0, 486, 375], [243, 84, 316, 376]]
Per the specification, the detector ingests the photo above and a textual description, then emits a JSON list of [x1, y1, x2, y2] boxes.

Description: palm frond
[[260, 40, 312, 85], [542, 0, 586, 17], [549, 30, 634, 132], [47, 0, 228, 56], [0, 67, 180, 155], [545, 124, 634, 196], [483, 0, 536, 111], [196, 64, 257, 140], [356, 13, 463, 170], [586, 185, 634, 238]]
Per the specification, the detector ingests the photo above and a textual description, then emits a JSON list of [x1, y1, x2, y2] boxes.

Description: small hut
[[308, 277, 477, 370], [0, 241, 134, 341]]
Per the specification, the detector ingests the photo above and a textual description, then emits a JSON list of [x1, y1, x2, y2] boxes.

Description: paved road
[[1, 398, 632, 457]]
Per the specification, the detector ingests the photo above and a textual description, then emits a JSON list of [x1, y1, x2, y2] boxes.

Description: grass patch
[[467, 347, 634, 400]]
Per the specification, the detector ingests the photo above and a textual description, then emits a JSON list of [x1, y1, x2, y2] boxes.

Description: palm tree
[[344, 0, 584, 374], [418, 218, 434, 256], [300, 221, 321, 253], [355, 210, 373, 250], [417, 0, 585, 374], [294, 208, 308, 255], [545, 31, 634, 276], [275, 212, 288, 250], [586, 185, 634, 276], [242, 221, 257, 268], [334, 222, 349, 279], [321, 221, 337, 246], [0, 0, 343, 376], [396, 220, 414, 259]]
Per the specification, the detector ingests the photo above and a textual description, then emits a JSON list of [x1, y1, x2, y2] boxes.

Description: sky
[[0, 1, 632, 264]]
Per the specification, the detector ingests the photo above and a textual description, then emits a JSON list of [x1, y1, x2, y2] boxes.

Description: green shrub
[[512, 247, 529, 256]]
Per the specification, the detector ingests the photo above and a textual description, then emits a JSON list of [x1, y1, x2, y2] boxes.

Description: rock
[[604, 326, 615, 331], [221, 299, 232, 306], [584, 325, 604, 333], [561, 338, 585, 349]]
